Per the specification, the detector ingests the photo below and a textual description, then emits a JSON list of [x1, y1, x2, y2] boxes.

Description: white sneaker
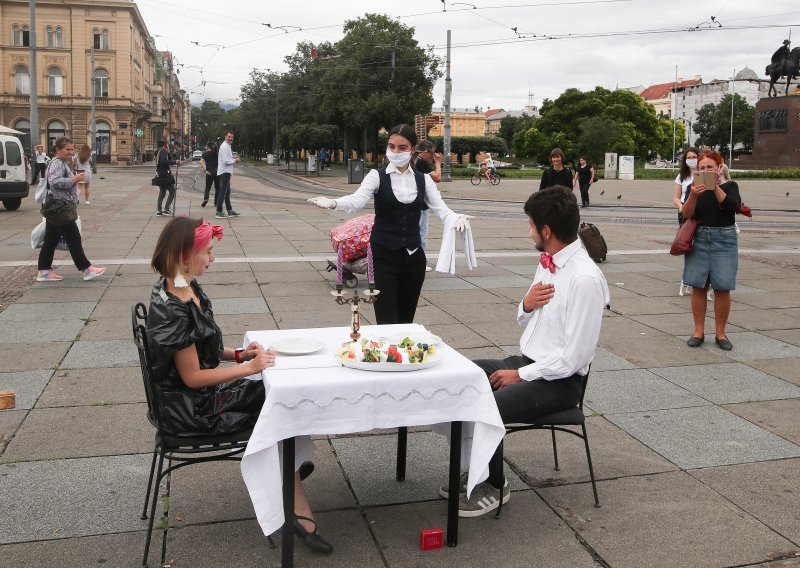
[[84, 201, 90, 205], [425, 266, 433, 272], [457, 481, 510, 518], [83, 266, 107, 281]]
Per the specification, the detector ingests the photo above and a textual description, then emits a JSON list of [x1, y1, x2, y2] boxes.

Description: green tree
[[431, 136, 507, 163], [498, 114, 535, 154], [693, 94, 754, 155], [191, 100, 227, 146]]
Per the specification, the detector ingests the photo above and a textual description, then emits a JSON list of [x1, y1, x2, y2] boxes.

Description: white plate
[[384, 331, 442, 346], [337, 356, 440, 372], [269, 338, 326, 355]]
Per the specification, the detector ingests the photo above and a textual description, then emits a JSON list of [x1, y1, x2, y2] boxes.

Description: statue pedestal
[[735, 95, 800, 169]]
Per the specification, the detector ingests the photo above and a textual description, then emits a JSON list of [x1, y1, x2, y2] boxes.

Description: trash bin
[[307, 155, 317, 172], [266, 153, 274, 165], [348, 159, 364, 184]]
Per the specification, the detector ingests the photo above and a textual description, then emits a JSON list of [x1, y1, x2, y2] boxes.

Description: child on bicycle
[[481, 152, 496, 182]]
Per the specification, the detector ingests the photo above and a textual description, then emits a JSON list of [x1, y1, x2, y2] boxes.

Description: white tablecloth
[[240, 324, 505, 537]]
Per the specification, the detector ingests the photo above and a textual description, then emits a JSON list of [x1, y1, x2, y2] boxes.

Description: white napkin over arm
[[436, 216, 477, 274]]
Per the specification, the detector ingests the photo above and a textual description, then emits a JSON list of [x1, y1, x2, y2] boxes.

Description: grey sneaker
[[458, 481, 510, 518], [215, 211, 228, 219], [227, 210, 240, 217], [440, 473, 507, 499]]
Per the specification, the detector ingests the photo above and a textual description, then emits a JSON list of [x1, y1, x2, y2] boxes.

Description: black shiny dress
[[146, 277, 264, 437]]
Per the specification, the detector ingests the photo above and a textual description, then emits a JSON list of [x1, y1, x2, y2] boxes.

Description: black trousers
[[33, 163, 46, 183], [37, 218, 91, 271], [157, 183, 176, 212], [579, 182, 591, 206], [371, 242, 426, 324], [203, 174, 219, 203], [474, 356, 583, 487], [216, 173, 232, 212]]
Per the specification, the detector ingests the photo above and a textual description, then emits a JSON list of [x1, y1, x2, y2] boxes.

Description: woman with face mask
[[308, 124, 473, 324], [674, 147, 700, 225]]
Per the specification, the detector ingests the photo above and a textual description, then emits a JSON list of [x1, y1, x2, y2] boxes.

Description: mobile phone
[[692, 171, 717, 191]]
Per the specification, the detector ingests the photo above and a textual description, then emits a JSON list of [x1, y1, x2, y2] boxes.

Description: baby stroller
[[325, 214, 374, 289]]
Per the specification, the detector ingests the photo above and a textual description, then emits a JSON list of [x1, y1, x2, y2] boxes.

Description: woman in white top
[[74, 144, 93, 204], [673, 147, 699, 225], [307, 124, 473, 325]]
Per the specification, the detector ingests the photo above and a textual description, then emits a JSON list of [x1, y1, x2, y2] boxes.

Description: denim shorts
[[683, 225, 738, 291]]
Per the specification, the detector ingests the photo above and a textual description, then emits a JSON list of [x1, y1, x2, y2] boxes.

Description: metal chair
[[504, 368, 600, 509], [131, 302, 255, 566]]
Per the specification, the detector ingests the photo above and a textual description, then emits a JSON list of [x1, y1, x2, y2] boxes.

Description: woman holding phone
[[680, 150, 741, 351]]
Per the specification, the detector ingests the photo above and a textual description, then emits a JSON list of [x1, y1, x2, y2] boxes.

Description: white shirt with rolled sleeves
[[516, 239, 610, 382], [217, 140, 236, 176], [333, 164, 460, 253]]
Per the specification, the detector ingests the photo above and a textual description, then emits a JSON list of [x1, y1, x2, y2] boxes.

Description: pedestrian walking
[[73, 144, 93, 204], [155, 140, 180, 216], [539, 148, 573, 191], [215, 131, 240, 219], [36, 136, 106, 282], [32, 145, 49, 185], [573, 156, 595, 207], [413, 139, 442, 269], [200, 141, 218, 208]]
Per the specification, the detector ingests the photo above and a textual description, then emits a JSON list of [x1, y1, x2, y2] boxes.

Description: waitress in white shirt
[[308, 123, 473, 324]]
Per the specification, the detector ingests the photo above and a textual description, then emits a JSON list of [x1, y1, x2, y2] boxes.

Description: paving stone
[[727, 308, 800, 331], [368, 491, 597, 568], [734, 291, 800, 310], [650, 362, 800, 404], [607, 297, 688, 316], [747, 358, 800, 387], [0, 454, 152, 543], [36, 367, 144, 408], [505, 416, 677, 488], [692, 331, 800, 362], [591, 346, 637, 371], [214, 313, 278, 334], [539, 471, 796, 568], [0, 342, 70, 372], [79, 315, 135, 340], [628, 312, 746, 335], [586, 369, 709, 413], [461, 274, 532, 289], [14, 286, 106, 304], [763, 328, 800, 348], [607, 406, 800, 469], [0, 317, 86, 344], [211, 297, 269, 315], [253, 269, 327, 284], [2, 404, 152, 461], [412, 304, 462, 325], [421, 277, 479, 291], [599, 262, 674, 273], [61, 339, 139, 369], [724, 399, 800, 446], [440, 302, 517, 323], [332, 431, 526, 507], [691, 459, 800, 544], [426, 324, 494, 350], [422, 289, 508, 305], [0, 409, 25, 453], [0, 370, 53, 409], [169, 511, 384, 568], [0, 301, 95, 322], [0, 531, 145, 567]]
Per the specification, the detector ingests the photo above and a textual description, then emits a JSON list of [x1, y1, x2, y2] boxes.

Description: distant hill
[[219, 102, 239, 110]]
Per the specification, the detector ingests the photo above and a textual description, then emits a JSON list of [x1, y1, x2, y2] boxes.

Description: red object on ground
[[419, 528, 443, 550]]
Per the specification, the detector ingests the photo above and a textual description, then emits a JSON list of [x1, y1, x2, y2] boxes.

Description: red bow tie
[[540, 253, 556, 273]]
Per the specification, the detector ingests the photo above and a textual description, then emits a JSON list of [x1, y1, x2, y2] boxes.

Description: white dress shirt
[[217, 141, 236, 176], [334, 164, 459, 254], [516, 239, 610, 381]]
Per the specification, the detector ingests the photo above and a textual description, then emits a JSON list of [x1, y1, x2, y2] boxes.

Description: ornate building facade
[[0, 0, 187, 164]]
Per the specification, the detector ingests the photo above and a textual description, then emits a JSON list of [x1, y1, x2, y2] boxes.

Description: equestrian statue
[[766, 39, 800, 97]]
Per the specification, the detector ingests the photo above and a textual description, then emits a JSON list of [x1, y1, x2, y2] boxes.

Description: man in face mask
[[308, 123, 474, 325]]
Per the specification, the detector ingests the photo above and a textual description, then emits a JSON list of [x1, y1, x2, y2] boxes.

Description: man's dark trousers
[[216, 172, 232, 212]]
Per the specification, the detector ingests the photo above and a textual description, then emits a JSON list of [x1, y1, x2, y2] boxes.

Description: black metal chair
[[504, 368, 600, 509], [132, 302, 256, 567]]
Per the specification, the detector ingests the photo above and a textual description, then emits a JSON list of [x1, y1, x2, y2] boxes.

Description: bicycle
[[470, 167, 500, 186]]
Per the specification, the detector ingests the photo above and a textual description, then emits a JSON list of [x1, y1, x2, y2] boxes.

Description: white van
[[0, 134, 30, 210]]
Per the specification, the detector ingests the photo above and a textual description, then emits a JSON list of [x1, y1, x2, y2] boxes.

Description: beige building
[[0, 0, 186, 164]]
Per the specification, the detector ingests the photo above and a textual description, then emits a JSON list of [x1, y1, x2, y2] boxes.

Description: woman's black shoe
[[298, 460, 314, 481], [687, 336, 704, 348], [715, 337, 733, 351], [294, 515, 333, 554]]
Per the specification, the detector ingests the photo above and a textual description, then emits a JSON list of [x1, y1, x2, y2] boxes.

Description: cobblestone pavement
[[0, 162, 799, 567]]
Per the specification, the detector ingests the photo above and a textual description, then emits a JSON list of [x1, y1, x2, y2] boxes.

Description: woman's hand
[[247, 348, 275, 373], [72, 172, 86, 184], [241, 341, 263, 361], [690, 182, 706, 197]]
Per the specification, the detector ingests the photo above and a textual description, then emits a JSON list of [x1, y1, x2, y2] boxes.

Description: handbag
[[31, 216, 81, 250], [670, 217, 698, 256], [41, 196, 78, 226]]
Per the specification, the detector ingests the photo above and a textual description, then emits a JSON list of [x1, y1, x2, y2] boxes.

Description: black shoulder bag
[[40, 161, 78, 226]]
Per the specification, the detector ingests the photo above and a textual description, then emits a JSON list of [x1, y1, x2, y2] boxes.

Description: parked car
[[0, 134, 30, 210], [192, 150, 203, 161]]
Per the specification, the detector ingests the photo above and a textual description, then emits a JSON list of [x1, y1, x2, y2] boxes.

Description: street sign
[[135, 128, 143, 137]]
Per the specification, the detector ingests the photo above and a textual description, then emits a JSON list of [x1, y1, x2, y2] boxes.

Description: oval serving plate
[[269, 337, 326, 356], [337, 356, 440, 372]]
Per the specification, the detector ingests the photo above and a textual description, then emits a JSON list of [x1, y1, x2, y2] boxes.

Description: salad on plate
[[335, 337, 438, 365]]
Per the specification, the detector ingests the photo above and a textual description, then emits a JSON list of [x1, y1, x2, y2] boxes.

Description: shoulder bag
[[40, 161, 78, 227], [670, 217, 698, 256]]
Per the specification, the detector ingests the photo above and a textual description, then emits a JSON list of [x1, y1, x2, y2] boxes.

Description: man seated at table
[[443, 185, 610, 517]]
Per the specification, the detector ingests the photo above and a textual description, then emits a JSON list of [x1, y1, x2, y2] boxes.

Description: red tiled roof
[[484, 108, 504, 118], [640, 79, 700, 101]]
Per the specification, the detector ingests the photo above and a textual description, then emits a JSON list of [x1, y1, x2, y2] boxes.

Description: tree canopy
[[693, 94, 755, 155]]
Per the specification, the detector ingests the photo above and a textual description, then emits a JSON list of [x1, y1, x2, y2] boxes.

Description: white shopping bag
[[31, 217, 81, 250]]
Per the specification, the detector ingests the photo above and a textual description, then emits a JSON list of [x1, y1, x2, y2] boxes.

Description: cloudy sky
[[136, 0, 800, 111]]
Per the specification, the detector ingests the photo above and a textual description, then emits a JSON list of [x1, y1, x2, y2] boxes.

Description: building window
[[94, 69, 109, 97], [14, 65, 30, 95], [13, 119, 30, 138], [46, 26, 53, 46], [46, 26, 63, 48], [48, 67, 63, 96], [13, 24, 30, 47], [93, 28, 110, 50], [47, 120, 66, 153]]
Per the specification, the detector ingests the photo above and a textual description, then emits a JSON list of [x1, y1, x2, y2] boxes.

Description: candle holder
[[332, 243, 379, 340], [331, 285, 380, 340]]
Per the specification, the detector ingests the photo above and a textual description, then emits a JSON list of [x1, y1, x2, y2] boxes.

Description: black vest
[[370, 168, 427, 251]]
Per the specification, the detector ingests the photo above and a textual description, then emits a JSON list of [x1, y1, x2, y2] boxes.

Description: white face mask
[[686, 158, 698, 169], [385, 148, 412, 168]]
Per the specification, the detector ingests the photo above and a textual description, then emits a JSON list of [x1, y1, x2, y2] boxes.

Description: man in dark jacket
[[200, 142, 218, 207], [539, 148, 574, 191], [156, 140, 180, 216]]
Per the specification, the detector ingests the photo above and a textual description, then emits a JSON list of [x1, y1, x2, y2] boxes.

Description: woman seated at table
[[147, 217, 333, 554]]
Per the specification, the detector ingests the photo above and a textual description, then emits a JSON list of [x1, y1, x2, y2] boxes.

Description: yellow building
[[0, 0, 185, 164], [416, 108, 487, 138]]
